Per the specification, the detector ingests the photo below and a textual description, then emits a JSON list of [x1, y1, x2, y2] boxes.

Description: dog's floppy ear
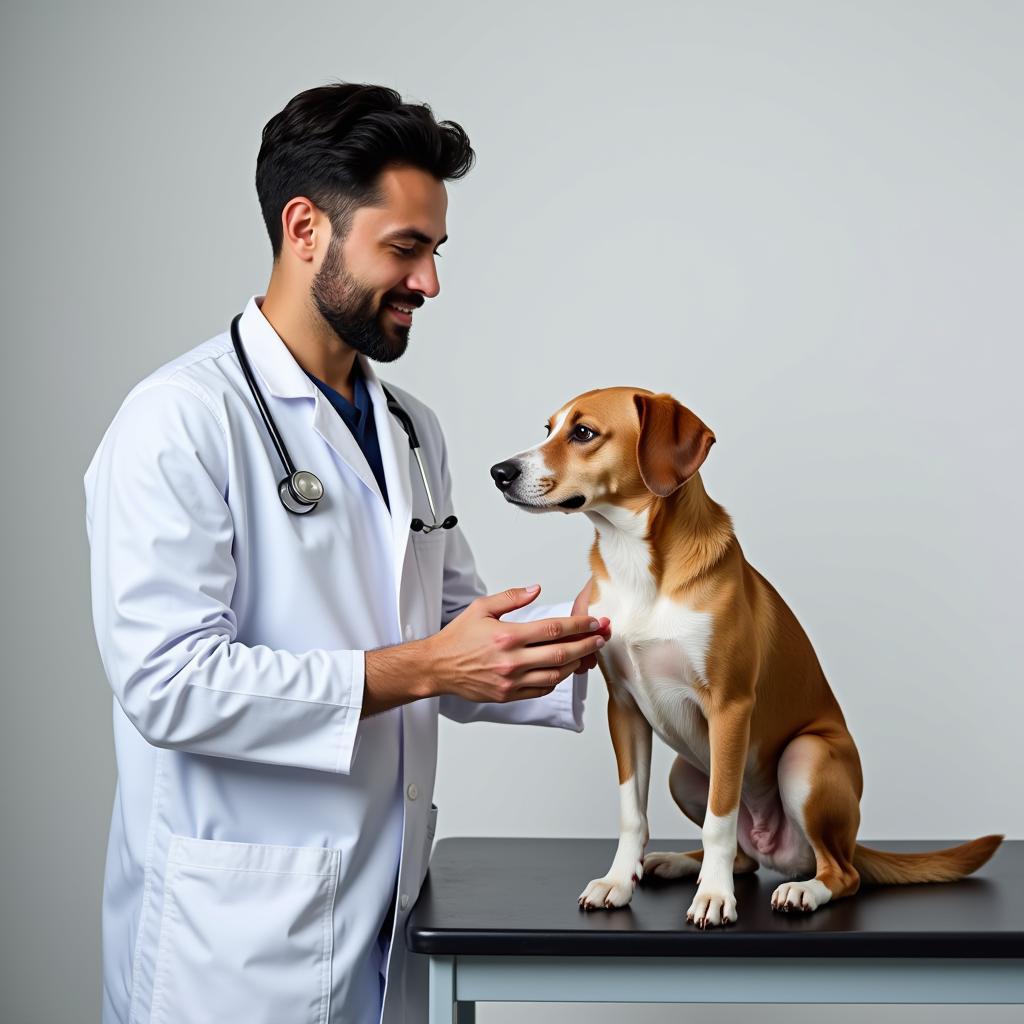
[[634, 393, 716, 497]]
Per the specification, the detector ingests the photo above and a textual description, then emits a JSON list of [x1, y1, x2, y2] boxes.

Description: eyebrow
[[383, 228, 448, 248]]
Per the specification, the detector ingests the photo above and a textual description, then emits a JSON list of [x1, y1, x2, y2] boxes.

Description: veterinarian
[[83, 82, 610, 1024]]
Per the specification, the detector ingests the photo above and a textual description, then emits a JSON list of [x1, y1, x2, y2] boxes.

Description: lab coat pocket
[[149, 835, 341, 1024]]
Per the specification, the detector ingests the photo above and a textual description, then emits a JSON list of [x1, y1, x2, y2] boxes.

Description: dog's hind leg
[[771, 732, 863, 913]]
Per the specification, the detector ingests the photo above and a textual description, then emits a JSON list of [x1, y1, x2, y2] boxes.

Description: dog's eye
[[571, 424, 597, 442], [543, 423, 551, 436]]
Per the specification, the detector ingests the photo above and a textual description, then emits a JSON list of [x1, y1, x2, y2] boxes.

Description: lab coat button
[[407, 783, 419, 801], [400, 893, 410, 911], [404, 623, 413, 640]]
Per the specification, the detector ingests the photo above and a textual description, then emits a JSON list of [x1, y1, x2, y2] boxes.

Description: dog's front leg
[[687, 697, 753, 928], [579, 690, 652, 909]]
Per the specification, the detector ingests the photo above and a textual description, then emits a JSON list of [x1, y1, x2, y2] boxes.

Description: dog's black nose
[[490, 461, 521, 490]]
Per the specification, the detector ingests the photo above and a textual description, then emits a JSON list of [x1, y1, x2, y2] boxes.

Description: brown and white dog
[[490, 387, 1003, 928]]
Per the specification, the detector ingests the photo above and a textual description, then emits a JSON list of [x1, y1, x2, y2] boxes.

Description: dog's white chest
[[591, 581, 715, 762]]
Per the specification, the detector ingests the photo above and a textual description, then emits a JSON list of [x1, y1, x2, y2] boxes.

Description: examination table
[[406, 837, 1024, 1021]]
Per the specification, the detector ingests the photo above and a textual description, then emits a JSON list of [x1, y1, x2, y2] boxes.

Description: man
[[84, 83, 610, 1024]]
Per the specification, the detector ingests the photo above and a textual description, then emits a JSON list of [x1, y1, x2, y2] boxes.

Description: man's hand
[[422, 585, 610, 704], [566, 577, 611, 672]]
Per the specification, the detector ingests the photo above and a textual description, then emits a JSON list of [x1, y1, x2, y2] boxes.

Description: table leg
[[428, 956, 455, 1024], [455, 1002, 476, 1023]]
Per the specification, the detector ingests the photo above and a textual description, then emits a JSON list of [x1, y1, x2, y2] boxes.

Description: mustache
[[383, 294, 425, 309]]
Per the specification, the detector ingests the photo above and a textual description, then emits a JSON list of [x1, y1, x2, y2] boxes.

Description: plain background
[[2, 1, 1021, 1021]]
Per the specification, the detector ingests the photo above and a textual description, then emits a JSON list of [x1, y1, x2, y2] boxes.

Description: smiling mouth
[[383, 297, 423, 326], [385, 304, 413, 326]]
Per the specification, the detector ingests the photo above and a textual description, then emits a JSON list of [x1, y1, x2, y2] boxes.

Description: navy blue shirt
[[304, 360, 390, 512]]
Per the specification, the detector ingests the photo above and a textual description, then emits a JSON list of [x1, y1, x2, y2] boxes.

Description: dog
[[490, 387, 1003, 928]]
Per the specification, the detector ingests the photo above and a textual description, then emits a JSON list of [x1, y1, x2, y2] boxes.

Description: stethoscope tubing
[[230, 311, 456, 531], [231, 313, 298, 478]]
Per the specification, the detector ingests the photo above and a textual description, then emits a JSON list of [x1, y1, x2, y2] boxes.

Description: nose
[[489, 461, 521, 490], [407, 257, 441, 299]]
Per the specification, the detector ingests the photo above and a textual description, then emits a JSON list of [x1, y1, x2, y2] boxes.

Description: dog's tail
[[852, 835, 1003, 885]]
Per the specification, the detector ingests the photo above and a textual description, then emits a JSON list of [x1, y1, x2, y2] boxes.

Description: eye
[[571, 424, 597, 442], [544, 423, 551, 436], [392, 245, 443, 258]]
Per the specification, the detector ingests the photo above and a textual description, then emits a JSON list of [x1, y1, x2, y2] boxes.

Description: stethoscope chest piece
[[279, 470, 324, 515]]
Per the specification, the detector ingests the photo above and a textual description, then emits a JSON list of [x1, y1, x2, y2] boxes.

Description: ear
[[633, 393, 716, 497]]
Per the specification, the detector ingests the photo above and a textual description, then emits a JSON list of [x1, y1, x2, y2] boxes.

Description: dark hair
[[256, 82, 475, 259]]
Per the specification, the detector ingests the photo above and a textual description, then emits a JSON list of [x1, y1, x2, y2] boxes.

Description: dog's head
[[490, 387, 716, 514]]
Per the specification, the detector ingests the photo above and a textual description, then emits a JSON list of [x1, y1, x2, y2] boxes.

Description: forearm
[[362, 638, 439, 717]]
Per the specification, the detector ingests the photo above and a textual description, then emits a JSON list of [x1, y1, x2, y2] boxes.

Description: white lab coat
[[84, 294, 587, 1024]]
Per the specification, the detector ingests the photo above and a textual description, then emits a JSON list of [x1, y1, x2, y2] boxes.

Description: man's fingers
[[517, 634, 604, 671], [513, 660, 583, 694], [474, 586, 541, 618], [514, 615, 607, 646]]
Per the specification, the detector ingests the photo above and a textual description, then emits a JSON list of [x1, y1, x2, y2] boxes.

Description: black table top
[[406, 838, 1023, 958]]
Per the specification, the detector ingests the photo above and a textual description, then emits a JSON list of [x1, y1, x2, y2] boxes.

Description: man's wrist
[[411, 634, 443, 700], [361, 634, 444, 717]]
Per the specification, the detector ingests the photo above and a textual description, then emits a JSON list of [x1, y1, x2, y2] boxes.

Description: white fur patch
[[590, 504, 656, 604], [579, 779, 649, 910], [686, 809, 739, 928], [514, 407, 571, 501], [589, 504, 714, 761], [771, 878, 832, 912]]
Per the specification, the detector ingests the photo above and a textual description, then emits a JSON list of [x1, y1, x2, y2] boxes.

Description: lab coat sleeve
[[84, 381, 365, 774], [424, 410, 587, 731]]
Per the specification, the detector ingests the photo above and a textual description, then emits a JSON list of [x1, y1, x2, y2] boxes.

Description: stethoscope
[[230, 312, 457, 533]]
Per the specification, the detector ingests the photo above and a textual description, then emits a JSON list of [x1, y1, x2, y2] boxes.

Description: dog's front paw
[[686, 884, 738, 928], [578, 873, 637, 909]]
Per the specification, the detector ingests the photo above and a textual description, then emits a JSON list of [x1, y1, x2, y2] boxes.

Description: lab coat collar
[[238, 294, 317, 401], [237, 295, 413, 593], [357, 354, 414, 594]]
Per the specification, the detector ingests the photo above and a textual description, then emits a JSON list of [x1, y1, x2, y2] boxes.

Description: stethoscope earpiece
[[411, 515, 458, 534], [231, 312, 456, 531]]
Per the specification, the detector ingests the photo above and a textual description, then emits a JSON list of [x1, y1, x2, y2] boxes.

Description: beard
[[310, 237, 410, 363]]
